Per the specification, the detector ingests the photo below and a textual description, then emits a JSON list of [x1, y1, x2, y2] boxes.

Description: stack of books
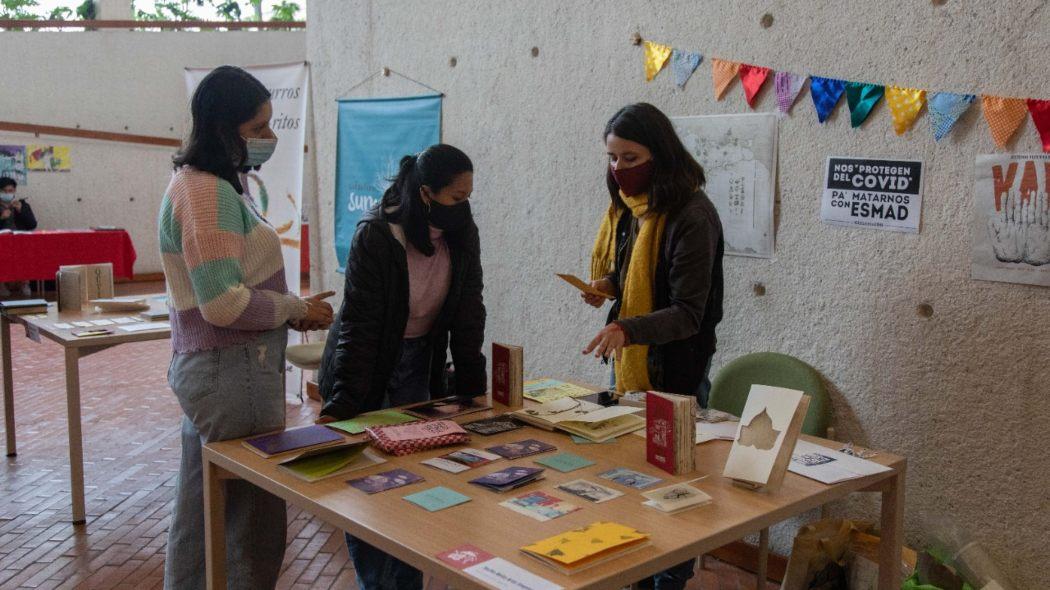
[[0, 299, 48, 315], [521, 521, 650, 575], [645, 391, 696, 475], [510, 398, 644, 442], [243, 424, 346, 458], [276, 441, 386, 482]]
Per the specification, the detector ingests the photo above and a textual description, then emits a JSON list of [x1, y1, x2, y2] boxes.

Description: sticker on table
[[403, 486, 471, 512], [347, 469, 423, 494], [435, 544, 495, 570], [598, 467, 663, 489], [534, 452, 595, 473]]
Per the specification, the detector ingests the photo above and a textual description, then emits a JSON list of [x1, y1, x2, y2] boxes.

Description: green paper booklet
[[325, 410, 417, 435], [277, 441, 385, 482], [534, 452, 596, 473], [403, 486, 472, 512]]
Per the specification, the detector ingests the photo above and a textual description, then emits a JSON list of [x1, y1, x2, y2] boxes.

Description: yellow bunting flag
[[886, 86, 927, 135], [982, 95, 1029, 148], [711, 58, 742, 100], [643, 41, 673, 82]]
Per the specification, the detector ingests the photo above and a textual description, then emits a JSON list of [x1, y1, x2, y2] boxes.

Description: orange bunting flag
[[643, 41, 673, 82], [1027, 99, 1050, 153], [886, 86, 927, 135], [982, 95, 1028, 148], [711, 58, 742, 100], [738, 64, 771, 108]]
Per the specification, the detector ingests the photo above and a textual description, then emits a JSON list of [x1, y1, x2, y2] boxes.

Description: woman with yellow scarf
[[582, 103, 724, 589]]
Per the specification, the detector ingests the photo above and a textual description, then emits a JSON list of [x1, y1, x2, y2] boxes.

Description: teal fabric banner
[[334, 94, 442, 272], [845, 82, 884, 128]]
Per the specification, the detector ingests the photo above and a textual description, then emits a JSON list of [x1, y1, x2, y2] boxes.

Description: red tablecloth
[[0, 230, 137, 282]]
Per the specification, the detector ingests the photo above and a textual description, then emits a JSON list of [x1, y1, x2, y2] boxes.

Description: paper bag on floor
[[782, 518, 865, 590]]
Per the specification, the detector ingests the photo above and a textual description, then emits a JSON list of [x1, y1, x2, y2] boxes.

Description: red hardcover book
[[491, 343, 523, 408], [646, 391, 676, 474]]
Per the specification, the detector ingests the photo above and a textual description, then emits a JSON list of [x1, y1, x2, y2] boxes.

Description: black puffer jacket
[[605, 191, 724, 396], [318, 207, 487, 419]]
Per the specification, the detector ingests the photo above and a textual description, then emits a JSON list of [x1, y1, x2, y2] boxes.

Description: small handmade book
[[276, 441, 386, 483], [491, 343, 524, 408], [243, 424, 345, 458], [485, 438, 556, 459], [641, 483, 712, 514], [324, 410, 417, 435], [645, 391, 696, 475], [499, 491, 580, 522], [722, 384, 811, 493], [462, 415, 523, 436], [521, 521, 651, 575], [469, 466, 545, 493], [402, 395, 491, 420], [366, 419, 470, 456]]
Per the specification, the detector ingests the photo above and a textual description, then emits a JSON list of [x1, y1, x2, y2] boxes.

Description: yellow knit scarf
[[590, 192, 667, 392]]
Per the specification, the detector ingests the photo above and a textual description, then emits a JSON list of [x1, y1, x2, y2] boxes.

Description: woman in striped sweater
[[158, 66, 333, 590]]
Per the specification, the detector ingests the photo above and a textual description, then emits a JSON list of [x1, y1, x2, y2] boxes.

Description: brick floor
[[0, 283, 777, 589]]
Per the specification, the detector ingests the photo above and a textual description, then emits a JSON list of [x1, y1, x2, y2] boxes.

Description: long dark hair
[[173, 65, 270, 193], [381, 144, 473, 256], [603, 103, 706, 214]]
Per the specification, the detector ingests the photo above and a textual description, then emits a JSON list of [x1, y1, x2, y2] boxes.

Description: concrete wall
[[0, 30, 307, 275], [307, 2, 1050, 587]]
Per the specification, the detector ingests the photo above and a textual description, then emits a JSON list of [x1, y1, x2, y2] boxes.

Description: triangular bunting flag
[[738, 64, 771, 108], [845, 82, 885, 128], [928, 92, 975, 141], [886, 86, 927, 135], [711, 58, 742, 100], [810, 76, 847, 123], [671, 49, 703, 88], [981, 95, 1028, 148], [1026, 99, 1050, 153], [643, 41, 672, 82], [774, 71, 808, 115]]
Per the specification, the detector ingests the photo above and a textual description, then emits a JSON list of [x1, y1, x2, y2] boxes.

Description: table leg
[[878, 467, 905, 590], [756, 527, 769, 590], [64, 347, 86, 525], [2, 316, 14, 457], [204, 456, 228, 590]]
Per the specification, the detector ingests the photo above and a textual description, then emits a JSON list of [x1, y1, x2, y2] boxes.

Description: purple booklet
[[485, 439, 557, 460], [243, 425, 345, 458], [469, 466, 545, 492]]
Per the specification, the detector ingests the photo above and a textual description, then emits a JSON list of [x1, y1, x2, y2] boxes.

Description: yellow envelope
[[522, 521, 648, 566]]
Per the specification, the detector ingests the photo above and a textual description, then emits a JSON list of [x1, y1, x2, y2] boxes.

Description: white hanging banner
[[183, 62, 309, 291]]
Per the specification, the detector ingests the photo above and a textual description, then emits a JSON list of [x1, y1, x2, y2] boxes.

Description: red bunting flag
[[1027, 99, 1050, 153], [738, 64, 771, 108]]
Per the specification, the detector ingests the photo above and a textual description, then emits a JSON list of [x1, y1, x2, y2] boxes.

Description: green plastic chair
[[708, 351, 830, 437], [702, 352, 832, 589]]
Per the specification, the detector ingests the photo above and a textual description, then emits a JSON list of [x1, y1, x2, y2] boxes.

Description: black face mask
[[429, 200, 472, 232]]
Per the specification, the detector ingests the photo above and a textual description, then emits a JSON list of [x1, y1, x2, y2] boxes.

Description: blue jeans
[[164, 329, 289, 590], [345, 337, 430, 590]]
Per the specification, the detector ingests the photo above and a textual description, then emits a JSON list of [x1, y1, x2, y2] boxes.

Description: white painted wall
[[0, 30, 308, 275], [307, 1, 1050, 587]]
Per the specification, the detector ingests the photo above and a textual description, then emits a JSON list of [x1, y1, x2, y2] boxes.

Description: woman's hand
[[315, 414, 338, 424], [581, 278, 615, 308], [299, 290, 335, 330], [583, 322, 627, 360]]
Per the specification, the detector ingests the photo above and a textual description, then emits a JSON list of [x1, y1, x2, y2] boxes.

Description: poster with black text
[[821, 157, 923, 233]]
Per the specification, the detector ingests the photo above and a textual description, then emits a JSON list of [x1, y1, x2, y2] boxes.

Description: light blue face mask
[[242, 136, 278, 167], [0, 193, 14, 204]]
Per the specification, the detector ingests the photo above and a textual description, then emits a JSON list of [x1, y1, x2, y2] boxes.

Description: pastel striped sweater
[[159, 167, 307, 353]]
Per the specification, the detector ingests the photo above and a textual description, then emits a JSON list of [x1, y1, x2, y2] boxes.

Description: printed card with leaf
[[722, 384, 810, 492]]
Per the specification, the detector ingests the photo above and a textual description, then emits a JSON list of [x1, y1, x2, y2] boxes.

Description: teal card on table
[[570, 434, 616, 445], [534, 452, 596, 473], [403, 486, 471, 512]]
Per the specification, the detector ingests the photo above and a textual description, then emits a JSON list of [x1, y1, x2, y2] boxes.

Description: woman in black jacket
[[316, 143, 485, 590], [581, 103, 724, 590]]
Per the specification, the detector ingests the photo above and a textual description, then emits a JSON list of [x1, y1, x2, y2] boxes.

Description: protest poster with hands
[[974, 154, 1050, 286]]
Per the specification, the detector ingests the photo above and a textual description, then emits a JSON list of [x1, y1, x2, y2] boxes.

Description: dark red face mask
[[610, 159, 653, 196]]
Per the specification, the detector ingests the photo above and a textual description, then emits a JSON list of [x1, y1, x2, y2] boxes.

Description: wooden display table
[[1, 297, 170, 524], [202, 398, 905, 590]]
